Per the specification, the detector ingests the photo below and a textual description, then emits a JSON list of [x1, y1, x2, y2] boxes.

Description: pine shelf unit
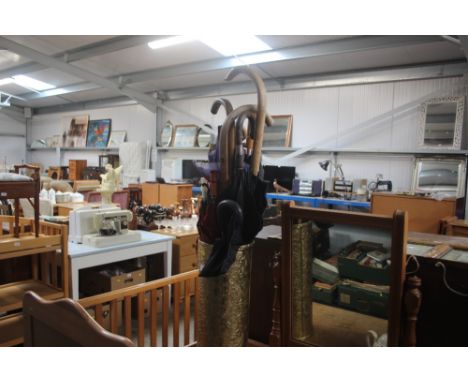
[[0, 217, 69, 346]]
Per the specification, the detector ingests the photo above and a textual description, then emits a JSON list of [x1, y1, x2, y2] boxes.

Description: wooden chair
[[86, 191, 102, 204], [23, 291, 134, 347], [85, 190, 129, 209], [112, 190, 130, 209]]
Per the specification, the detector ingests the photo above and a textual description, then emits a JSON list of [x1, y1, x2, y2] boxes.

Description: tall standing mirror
[[419, 96, 465, 150]]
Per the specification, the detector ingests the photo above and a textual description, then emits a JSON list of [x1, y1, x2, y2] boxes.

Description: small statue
[[99, 164, 122, 204]]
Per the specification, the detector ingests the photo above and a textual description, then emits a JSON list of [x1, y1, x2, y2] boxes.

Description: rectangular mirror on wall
[[419, 96, 464, 150], [263, 114, 293, 147], [411, 158, 466, 198]]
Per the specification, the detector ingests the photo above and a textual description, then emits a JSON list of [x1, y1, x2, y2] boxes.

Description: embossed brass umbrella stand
[[196, 66, 270, 346]]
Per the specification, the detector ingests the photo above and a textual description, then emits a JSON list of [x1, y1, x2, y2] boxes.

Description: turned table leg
[[404, 275, 422, 346]]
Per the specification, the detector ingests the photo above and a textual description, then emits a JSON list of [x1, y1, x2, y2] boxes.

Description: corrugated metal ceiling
[[0, 35, 465, 112]]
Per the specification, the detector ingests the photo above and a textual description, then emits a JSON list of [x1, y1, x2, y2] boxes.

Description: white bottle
[[39, 187, 48, 200], [48, 188, 56, 204]]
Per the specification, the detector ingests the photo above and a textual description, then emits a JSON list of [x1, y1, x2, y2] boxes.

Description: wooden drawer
[[174, 236, 197, 257], [179, 254, 198, 273], [0, 312, 23, 346], [172, 234, 198, 274]]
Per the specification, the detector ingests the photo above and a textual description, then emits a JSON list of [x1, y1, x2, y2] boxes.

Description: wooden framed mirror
[[411, 157, 466, 198], [263, 114, 293, 147], [280, 204, 409, 347], [418, 96, 464, 150], [160, 120, 174, 147], [173, 124, 198, 148], [196, 124, 213, 147]]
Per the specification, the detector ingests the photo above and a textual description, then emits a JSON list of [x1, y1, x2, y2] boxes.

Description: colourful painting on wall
[[62, 115, 89, 148], [86, 119, 112, 148]]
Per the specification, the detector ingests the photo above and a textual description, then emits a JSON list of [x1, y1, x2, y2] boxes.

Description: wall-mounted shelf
[[27, 146, 119, 152], [261, 147, 468, 157], [155, 147, 210, 153]]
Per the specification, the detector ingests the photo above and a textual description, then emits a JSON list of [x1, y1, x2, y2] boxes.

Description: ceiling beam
[[30, 61, 467, 115], [0, 35, 167, 79], [162, 61, 468, 100], [32, 95, 138, 115], [0, 36, 159, 112], [0, 37, 215, 130], [15, 35, 445, 103], [0, 104, 26, 123], [441, 35, 462, 46], [459, 36, 468, 62], [120, 35, 443, 84]]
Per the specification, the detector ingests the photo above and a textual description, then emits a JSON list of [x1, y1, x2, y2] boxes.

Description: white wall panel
[[337, 83, 394, 150], [0, 113, 26, 168]]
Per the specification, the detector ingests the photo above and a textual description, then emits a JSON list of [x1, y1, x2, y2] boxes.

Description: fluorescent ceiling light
[[0, 78, 14, 86], [11, 75, 55, 91], [199, 36, 272, 56], [148, 36, 194, 50]]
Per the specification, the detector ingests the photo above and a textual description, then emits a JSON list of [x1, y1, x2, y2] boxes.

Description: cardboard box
[[337, 280, 389, 319], [87, 301, 122, 331], [337, 241, 390, 285], [311, 281, 337, 305], [80, 263, 146, 296], [131, 291, 163, 319]]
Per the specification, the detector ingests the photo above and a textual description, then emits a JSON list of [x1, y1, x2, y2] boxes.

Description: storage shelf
[[0, 279, 63, 313], [155, 147, 210, 152], [261, 147, 468, 156], [156, 146, 468, 157], [27, 146, 119, 152], [0, 233, 61, 260]]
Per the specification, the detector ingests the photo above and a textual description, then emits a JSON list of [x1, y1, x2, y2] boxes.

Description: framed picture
[[263, 114, 293, 147], [62, 115, 89, 148], [86, 119, 112, 148], [107, 130, 127, 148], [173, 124, 198, 148]]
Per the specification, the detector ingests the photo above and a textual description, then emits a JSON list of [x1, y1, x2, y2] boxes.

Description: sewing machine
[[69, 205, 141, 247]]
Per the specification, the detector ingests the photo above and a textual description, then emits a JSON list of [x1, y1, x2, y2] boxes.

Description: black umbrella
[[197, 98, 233, 244], [200, 66, 269, 277]]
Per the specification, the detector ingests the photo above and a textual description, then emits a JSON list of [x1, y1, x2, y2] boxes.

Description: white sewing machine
[[69, 205, 141, 247]]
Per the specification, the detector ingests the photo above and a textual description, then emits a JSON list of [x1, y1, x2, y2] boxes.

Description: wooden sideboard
[[408, 231, 468, 346], [371, 192, 462, 234], [159, 184, 192, 207], [151, 227, 199, 284]]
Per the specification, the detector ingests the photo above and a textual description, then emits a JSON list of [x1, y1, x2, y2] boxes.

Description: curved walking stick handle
[[217, 199, 244, 236], [225, 66, 267, 176], [211, 98, 234, 116]]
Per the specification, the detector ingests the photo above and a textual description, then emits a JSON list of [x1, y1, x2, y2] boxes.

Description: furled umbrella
[[200, 65, 270, 277], [196, 98, 233, 244]]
